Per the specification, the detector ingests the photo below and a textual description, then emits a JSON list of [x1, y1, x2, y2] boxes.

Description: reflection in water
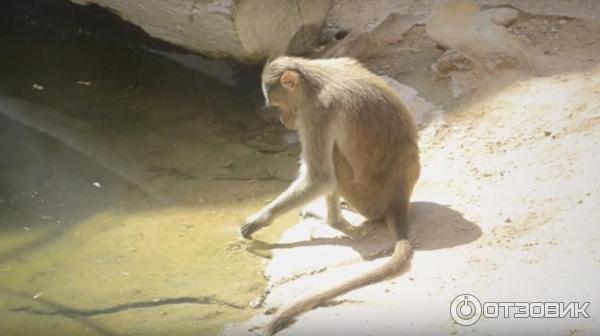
[[0, 3, 299, 335]]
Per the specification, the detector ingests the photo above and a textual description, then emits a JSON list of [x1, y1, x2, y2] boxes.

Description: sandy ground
[[224, 0, 600, 335]]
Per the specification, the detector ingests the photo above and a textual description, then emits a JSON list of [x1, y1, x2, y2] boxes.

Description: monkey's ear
[[280, 70, 300, 90]]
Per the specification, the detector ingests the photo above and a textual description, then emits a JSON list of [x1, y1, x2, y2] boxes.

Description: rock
[[480, 7, 520, 27], [324, 12, 421, 58], [427, 0, 478, 50], [249, 296, 263, 309], [380, 76, 444, 127], [426, 0, 529, 97], [367, 12, 421, 45], [431, 50, 474, 77], [69, 0, 333, 63], [426, 0, 525, 63]]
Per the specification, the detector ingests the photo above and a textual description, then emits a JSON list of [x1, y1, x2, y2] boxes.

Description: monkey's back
[[326, 61, 420, 218]]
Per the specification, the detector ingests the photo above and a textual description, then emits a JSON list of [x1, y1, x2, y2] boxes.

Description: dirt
[[224, 0, 600, 335]]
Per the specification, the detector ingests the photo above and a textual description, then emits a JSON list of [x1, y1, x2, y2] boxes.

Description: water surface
[[0, 6, 299, 335]]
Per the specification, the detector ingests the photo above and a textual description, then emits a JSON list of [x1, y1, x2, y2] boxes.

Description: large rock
[[426, 0, 524, 60], [69, 0, 333, 63], [426, 0, 529, 97]]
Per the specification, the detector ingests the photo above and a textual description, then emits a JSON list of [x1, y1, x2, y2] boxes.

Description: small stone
[[559, 19, 567, 25], [249, 297, 263, 309], [481, 8, 520, 27], [505, 217, 512, 223]]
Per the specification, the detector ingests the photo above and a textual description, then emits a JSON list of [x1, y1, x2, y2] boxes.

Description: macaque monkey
[[241, 56, 420, 335]]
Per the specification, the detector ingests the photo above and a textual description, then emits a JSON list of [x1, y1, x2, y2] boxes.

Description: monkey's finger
[[240, 222, 259, 239]]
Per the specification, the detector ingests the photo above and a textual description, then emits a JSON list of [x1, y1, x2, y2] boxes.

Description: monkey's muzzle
[[258, 105, 280, 123]]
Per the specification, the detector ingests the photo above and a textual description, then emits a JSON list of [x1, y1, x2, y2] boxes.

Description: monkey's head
[[261, 58, 305, 130]]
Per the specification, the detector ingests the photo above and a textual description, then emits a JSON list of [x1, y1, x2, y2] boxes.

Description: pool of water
[[0, 4, 299, 335]]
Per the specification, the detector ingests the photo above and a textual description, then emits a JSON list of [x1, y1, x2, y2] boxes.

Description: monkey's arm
[[266, 164, 334, 216], [241, 124, 336, 238]]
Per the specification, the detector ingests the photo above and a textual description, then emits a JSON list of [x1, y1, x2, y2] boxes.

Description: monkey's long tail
[[263, 239, 412, 336]]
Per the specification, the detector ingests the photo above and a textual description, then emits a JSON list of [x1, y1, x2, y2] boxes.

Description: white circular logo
[[450, 294, 482, 326]]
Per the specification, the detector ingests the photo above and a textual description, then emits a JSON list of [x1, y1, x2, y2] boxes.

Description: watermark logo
[[450, 294, 590, 326], [450, 294, 482, 326]]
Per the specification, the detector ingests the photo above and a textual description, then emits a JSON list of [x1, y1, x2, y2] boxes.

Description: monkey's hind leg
[[299, 192, 376, 240], [326, 192, 378, 240], [298, 191, 342, 222]]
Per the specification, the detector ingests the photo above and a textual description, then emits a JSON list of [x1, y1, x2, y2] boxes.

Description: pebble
[[249, 297, 263, 309]]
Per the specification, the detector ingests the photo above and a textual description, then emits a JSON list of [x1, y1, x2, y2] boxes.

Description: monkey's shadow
[[248, 202, 481, 260]]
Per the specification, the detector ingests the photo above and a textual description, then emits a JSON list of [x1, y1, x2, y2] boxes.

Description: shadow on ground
[[246, 201, 481, 259]]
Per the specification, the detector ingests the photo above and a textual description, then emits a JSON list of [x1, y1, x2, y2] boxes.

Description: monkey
[[240, 56, 420, 335]]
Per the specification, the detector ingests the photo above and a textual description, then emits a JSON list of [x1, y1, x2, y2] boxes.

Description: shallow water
[[0, 6, 299, 336]]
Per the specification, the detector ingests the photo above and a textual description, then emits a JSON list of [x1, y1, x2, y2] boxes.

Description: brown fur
[[240, 56, 420, 335]]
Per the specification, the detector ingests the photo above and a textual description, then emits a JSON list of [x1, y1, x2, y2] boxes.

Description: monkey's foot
[[330, 219, 377, 240], [299, 203, 326, 220], [299, 209, 322, 220]]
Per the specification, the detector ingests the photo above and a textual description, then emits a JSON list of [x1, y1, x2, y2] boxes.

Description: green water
[[0, 7, 299, 336]]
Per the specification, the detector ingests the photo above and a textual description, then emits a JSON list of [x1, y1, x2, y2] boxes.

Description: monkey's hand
[[241, 211, 273, 239]]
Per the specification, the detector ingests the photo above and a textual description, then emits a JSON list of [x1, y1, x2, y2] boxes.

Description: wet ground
[[0, 3, 299, 335]]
